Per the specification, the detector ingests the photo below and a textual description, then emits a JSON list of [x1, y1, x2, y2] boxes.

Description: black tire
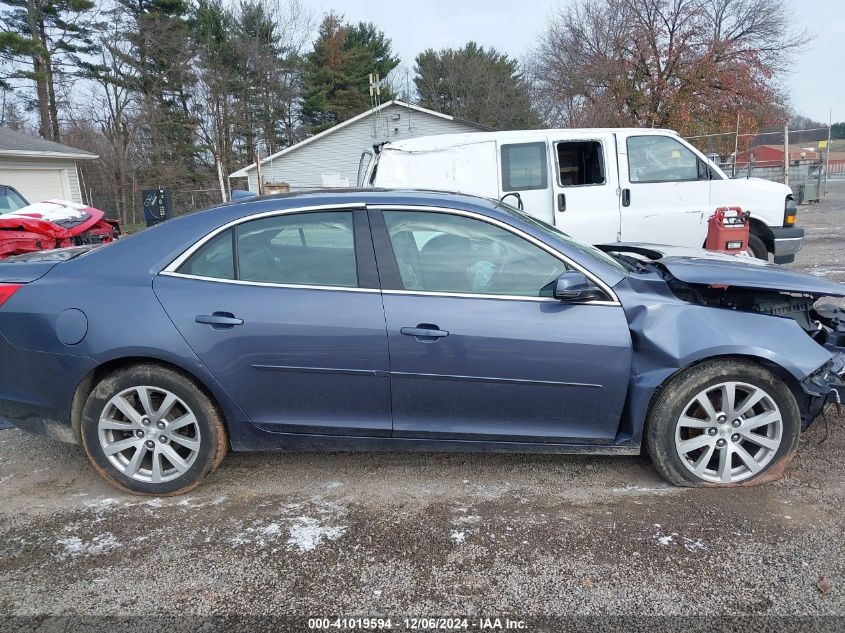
[[748, 232, 769, 260], [645, 359, 800, 487], [81, 364, 228, 495]]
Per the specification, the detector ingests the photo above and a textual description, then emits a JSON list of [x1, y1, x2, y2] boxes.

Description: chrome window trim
[[162, 203, 366, 273], [381, 288, 618, 305], [374, 204, 621, 305], [158, 271, 380, 293], [160, 201, 621, 306]]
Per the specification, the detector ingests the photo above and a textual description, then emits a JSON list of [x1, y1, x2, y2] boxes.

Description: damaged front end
[[599, 242, 845, 428]]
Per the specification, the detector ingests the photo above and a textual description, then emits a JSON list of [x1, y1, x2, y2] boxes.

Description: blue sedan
[[0, 190, 843, 494]]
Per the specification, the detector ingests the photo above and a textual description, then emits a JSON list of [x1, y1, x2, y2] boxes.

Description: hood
[[0, 199, 105, 239], [597, 243, 845, 298]]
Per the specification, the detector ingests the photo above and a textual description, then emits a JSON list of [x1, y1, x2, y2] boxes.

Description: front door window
[[382, 210, 567, 297]]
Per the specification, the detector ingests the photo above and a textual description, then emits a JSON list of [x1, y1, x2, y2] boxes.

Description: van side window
[[627, 135, 699, 183], [556, 141, 605, 186], [501, 142, 548, 191]]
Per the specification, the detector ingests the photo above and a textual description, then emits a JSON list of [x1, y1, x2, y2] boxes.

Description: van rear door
[[616, 133, 711, 247], [550, 132, 621, 244]]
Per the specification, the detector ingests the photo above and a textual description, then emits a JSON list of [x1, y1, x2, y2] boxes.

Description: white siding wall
[[247, 104, 481, 192], [0, 157, 86, 203]]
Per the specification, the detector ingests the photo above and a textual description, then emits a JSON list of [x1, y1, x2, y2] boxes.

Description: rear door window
[[500, 142, 548, 191], [556, 141, 605, 186], [178, 229, 235, 280], [236, 211, 358, 287]]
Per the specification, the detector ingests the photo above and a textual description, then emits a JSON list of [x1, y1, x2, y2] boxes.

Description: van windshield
[[497, 201, 628, 275]]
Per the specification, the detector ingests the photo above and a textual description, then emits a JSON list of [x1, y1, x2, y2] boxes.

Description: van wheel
[[748, 233, 768, 260], [645, 359, 800, 487], [80, 364, 228, 495]]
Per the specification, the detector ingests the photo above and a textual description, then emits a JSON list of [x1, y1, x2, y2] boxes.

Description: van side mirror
[[553, 271, 604, 302]]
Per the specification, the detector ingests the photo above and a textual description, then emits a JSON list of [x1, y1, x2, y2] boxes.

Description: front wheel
[[81, 364, 228, 495], [645, 359, 800, 486], [748, 233, 769, 260]]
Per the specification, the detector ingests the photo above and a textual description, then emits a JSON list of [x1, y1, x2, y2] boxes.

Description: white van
[[359, 128, 803, 263]]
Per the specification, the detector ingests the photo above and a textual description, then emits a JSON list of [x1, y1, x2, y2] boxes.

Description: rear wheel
[[645, 359, 800, 486], [81, 364, 228, 495]]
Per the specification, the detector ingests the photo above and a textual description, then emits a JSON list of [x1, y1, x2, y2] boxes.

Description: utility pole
[[369, 73, 382, 139], [783, 123, 789, 189], [823, 108, 832, 197], [255, 148, 263, 196], [733, 113, 740, 177]]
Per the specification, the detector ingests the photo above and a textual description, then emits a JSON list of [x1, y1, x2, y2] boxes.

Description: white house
[[229, 100, 489, 193], [0, 127, 97, 204]]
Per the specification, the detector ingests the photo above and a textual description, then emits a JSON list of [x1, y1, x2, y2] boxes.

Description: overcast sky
[[317, 0, 845, 125]]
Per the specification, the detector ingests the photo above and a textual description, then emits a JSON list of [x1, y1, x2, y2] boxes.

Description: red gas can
[[705, 207, 750, 255]]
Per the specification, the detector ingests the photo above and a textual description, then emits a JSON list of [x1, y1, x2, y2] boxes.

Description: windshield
[[0, 187, 28, 214], [496, 201, 628, 275]]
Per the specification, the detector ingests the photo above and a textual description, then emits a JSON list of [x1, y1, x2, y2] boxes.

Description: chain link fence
[[85, 187, 226, 232], [683, 126, 835, 202]]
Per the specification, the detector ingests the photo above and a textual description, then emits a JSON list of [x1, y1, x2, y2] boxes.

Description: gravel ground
[[1, 184, 844, 629]]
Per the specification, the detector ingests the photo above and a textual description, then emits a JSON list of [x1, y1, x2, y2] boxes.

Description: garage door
[[0, 168, 68, 204]]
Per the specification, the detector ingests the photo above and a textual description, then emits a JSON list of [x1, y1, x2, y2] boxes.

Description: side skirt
[[230, 431, 640, 455]]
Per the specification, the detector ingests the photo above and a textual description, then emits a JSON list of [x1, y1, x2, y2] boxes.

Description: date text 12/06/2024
[[307, 617, 528, 630]]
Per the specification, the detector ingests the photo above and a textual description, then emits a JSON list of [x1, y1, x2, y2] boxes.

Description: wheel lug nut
[[707, 428, 718, 436], [159, 435, 168, 443], [732, 419, 742, 428], [731, 434, 740, 443], [141, 417, 151, 426], [717, 414, 727, 423], [156, 421, 166, 430], [716, 438, 727, 447], [135, 430, 144, 438]]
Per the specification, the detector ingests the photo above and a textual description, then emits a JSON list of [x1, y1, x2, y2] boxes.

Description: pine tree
[[0, 0, 99, 140], [301, 12, 398, 134], [414, 42, 538, 130]]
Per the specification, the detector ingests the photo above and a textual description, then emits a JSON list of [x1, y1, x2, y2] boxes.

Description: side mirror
[[553, 271, 605, 302]]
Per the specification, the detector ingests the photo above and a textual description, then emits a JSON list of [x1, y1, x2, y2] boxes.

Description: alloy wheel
[[674, 381, 783, 483], [98, 386, 201, 483]]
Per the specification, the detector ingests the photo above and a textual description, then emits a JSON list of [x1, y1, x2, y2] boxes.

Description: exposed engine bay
[[667, 280, 839, 342], [599, 243, 845, 425]]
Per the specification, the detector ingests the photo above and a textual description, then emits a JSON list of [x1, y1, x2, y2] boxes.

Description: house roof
[[0, 127, 98, 160], [229, 100, 490, 178]]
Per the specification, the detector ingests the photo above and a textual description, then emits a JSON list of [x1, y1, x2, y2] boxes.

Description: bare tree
[[527, 0, 807, 137]]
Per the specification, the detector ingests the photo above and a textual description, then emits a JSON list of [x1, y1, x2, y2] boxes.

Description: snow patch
[[287, 517, 346, 552], [84, 497, 119, 511], [56, 533, 120, 559], [450, 530, 466, 544]]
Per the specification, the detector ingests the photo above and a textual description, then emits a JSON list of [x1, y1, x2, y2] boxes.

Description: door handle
[[195, 312, 244, 329], [621, 188, 631, 207], [400, 325, 449, 340], [557, 193, 566, 212]]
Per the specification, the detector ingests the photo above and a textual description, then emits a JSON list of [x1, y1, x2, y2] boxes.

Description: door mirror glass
[[553, 271, 604, 302]]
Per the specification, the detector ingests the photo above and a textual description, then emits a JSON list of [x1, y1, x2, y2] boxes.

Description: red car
[[0, 185, 120, 259]]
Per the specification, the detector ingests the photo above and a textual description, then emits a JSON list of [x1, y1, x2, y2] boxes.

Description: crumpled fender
[[0, 200, 105, 240], [614, 274, 833, 444]]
